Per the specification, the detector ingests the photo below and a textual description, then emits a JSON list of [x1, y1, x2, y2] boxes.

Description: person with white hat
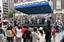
[[38, 27, 45, 42], [39, 27, 43, 30]]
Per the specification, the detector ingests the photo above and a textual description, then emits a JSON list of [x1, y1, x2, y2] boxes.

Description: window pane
[[56, 0, 61, 9]]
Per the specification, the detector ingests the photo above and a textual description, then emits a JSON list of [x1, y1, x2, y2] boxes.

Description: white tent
[[15, 12, 28, 16]]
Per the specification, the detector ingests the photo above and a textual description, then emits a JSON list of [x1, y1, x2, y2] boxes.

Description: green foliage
[[6, 11, 15, 18]]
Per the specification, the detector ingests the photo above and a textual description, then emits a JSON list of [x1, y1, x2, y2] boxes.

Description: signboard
[[54, 10, 62, 14]]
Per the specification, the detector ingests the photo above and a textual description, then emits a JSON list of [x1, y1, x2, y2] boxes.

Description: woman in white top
[[16, 26, 22, 42], [31, 28, 38, 42], [38, 30, 45, 42]]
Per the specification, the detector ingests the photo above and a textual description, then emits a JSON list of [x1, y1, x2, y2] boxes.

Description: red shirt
[[51, 28, 56, 35], [22, 28, 27, 33]]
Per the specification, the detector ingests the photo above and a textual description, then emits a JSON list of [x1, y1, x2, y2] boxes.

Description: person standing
[[51, 26, 56, 42], [42, 17, 45, 24], [16, 26, 22, 42], [6, 26, 14, 42], [38, 30, 45, 42], [43, 27, 51, 42], [31, 28, 38, 42], [46, 17, 52, 42], [22, 26, 28, 42], [0, 28, 4, 42]]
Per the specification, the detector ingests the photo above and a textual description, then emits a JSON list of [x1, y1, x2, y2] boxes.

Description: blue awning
[[15, 2, 53, 14]]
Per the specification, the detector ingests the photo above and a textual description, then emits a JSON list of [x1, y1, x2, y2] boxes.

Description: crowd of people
[[0, 24, 60, 42], [0, 17, 63, 42]]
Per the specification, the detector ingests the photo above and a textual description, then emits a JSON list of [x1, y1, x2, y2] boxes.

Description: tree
[[6, 11, 15, 18]]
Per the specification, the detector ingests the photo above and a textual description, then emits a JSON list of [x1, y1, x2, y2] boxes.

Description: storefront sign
[[54, 10, 62, 14]]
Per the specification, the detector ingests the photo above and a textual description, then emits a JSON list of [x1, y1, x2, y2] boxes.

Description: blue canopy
[[15, 2, 53, 14]]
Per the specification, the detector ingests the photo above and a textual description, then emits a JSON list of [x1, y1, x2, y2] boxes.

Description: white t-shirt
[[16, 28, 22, 38], [38, 34, 45, 42]]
